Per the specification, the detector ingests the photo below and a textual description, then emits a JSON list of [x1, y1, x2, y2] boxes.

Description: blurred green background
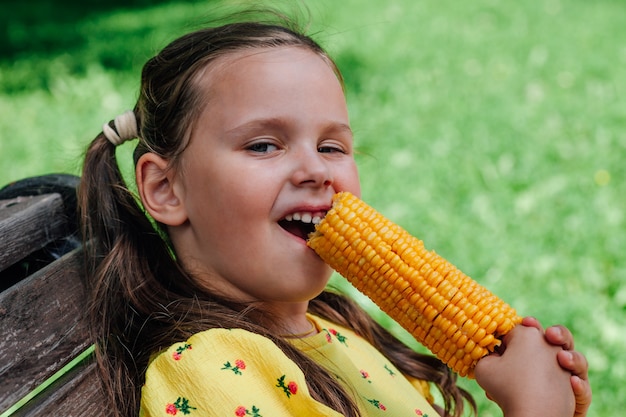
[[1, 0, 624, 415]]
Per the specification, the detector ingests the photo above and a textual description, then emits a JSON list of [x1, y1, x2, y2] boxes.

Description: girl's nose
[[291, 149, 333, 188]]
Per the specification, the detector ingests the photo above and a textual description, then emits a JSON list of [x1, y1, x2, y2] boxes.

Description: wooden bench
[[0, 175, 106, 417]]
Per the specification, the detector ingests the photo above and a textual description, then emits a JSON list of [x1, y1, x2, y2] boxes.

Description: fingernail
[[550, 325, 563, 337]]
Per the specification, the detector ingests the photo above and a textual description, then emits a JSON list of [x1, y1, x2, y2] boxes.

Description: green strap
[[0, 345, 96, 417]]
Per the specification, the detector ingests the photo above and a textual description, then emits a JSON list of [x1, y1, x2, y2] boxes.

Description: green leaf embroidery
[[365, 397, 387, 411], [222, 359, 246, 375], [172, 343, 192, 360], [165, 397, 197, 415], [276, 375, 298, 398], [327, 328, 348, 345], [235, 405, 262, 416], [384, 364, 396, 377]]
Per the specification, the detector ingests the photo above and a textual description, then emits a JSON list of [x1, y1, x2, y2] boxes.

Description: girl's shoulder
[[146, 327, 288, 374], [145, 327, 273, 366], [170, 327, 275, 355], [140, 327, 342, 417]]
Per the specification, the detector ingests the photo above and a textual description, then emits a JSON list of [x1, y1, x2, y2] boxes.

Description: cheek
[[336, 162, 361, 197], [209, 187, 274, 240], [182, 156, 276, 230]]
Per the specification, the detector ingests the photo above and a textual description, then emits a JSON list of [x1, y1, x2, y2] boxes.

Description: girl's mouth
[[278, 211, 325, 240]]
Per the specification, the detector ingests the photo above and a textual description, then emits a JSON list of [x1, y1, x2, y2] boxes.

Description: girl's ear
[[136, 153, 188, 226]]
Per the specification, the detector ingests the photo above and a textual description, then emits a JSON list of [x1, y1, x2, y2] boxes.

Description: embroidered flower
[[327, 328, 348, 345], [323, 329, 332, 343], [360, 369, 372, 383], [165, 397, 197, 415], [222, 359, 246, 375], [415, 409, 429, 416], [235, 405, 262, 416], [366, 398, 386, 411], [384, 364, 396, 377], [276, 375, 298, 398], [288, 381, 298, 395], [172, 343, 192, 361]]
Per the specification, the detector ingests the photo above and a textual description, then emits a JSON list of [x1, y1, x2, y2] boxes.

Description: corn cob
[[307, 192, 522, 378]]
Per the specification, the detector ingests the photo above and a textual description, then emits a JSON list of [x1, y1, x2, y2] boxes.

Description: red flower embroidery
[[327, 328, 348, 345], [360, 369, 373, 383], [222, 359, 246, 375], [166, 403, 178, 415], [276, 375, 298, 398], [234, 405, 261, 416], [366, 398, 386, 411], [288, 381, 298, 395], [415, 409, 429, 416], [172, 343, 192, 361], [165, 397, 196, 415]]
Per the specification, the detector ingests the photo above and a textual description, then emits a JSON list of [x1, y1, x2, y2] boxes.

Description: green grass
[[1, 1, 624, 416]]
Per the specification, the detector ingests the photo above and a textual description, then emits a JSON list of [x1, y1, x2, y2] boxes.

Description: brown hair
[[79, 16, 474, 417]]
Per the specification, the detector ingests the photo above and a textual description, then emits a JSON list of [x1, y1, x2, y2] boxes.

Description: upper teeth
[[285, 212, 322, 224]]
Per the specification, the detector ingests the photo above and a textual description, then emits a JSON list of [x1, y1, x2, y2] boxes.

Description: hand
[[522, 317, 592, 417], [474, 325, 575, 417]]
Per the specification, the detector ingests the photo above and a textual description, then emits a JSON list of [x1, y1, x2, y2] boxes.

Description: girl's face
[[170, 47, 360, 310]]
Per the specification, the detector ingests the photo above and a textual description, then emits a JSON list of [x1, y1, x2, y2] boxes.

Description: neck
[[259, 301, 316, 337]]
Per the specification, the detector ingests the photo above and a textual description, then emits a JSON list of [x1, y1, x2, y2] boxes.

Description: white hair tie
[[102, 110, 138, 146]]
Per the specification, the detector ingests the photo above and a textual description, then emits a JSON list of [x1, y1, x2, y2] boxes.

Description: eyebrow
[[223, 117, 353, 139]]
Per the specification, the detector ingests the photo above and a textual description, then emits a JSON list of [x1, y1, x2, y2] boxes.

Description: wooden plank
[[0, 248, 91, 413], [12, 361, 107, 417], [0, 194, 68, 272]]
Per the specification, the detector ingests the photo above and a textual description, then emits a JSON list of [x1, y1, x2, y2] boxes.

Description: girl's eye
[[318, 144, 346, 154], [247, 142, 278, 153]]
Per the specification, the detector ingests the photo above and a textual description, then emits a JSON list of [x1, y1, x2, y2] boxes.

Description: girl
[[79, 16, 591, 417]]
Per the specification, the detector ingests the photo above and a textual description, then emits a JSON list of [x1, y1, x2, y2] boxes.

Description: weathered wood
[[0, 247, 92, 413], [0, 194, 68, 272], [12, 361, 107, 417], [0, 176, 106, 415]]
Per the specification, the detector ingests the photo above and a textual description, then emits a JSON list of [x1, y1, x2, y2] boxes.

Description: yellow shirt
[[140, 314, 438, 416]]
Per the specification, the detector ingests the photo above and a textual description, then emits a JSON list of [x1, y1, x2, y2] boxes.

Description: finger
[[571, 375, 592, 417], [473, 352, 500, 391], [558, 350, 589, 379], [545, 324, 574, 350], [521, 316, 544, 331], [501, 322, 542, 348]]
